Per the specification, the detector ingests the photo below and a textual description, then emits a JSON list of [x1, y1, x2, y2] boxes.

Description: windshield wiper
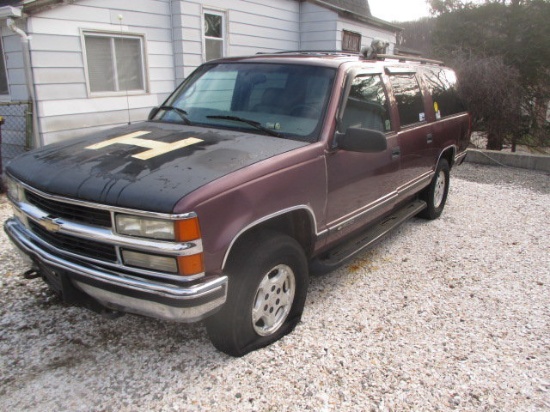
[[158, 105, 192, 125], [206, 115, 282, 137]]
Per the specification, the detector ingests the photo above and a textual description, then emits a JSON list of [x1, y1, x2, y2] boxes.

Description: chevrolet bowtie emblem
[[37, 216, 62, 233]]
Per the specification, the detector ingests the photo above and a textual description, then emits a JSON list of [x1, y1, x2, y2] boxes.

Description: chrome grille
[[25, 190, 112, 227], [29, 221, 118, 262]]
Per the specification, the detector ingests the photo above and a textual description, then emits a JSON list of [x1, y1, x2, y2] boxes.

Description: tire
[[205, 231, 309, 357], [418, 158, 450, 220]]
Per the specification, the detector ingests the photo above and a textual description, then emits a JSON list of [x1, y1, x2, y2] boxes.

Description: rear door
[[386, 68, 434, 197]]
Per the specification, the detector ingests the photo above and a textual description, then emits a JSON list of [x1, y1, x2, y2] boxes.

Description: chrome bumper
[[4, 218, 227, 322]]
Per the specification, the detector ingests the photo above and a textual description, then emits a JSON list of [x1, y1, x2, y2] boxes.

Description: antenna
[[118, 14, 131, 125]]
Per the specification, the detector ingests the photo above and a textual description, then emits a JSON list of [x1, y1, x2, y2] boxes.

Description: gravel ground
[[0, 162, 549, 411]]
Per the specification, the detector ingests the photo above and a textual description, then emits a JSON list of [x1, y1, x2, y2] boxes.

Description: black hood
[[7, 122, 308, 213]]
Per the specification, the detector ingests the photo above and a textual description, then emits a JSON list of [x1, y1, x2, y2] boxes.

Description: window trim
[[202, 9, 227, 62], [81, 29, 149, 97], [342, 30, 362, 53], [0, 35, 11, 100], [339, 72, 393, 134]]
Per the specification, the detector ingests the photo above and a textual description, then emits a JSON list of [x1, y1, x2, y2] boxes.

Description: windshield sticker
[[86, 131, 204, 160]]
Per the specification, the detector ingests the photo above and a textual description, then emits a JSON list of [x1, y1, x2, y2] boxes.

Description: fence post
[[0, 115, 4, 192], [25, 102, 33, 150]]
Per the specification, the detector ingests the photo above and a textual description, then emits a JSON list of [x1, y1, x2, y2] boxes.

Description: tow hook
[[23, 269, 41, 280]]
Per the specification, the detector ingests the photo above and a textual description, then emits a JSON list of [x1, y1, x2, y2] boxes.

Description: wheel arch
[[221, 206, 317, 271], [438, 145, 456, 169]]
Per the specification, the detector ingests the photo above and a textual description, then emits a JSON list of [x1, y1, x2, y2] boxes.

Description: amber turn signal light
[[177, 253, 204, 276], [175, 217, 201, 242]]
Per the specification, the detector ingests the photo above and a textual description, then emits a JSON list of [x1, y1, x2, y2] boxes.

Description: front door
[[325, 73, 400, 244]]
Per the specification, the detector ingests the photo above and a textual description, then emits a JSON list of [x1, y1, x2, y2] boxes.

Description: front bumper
[[4, 218, 227, 322]]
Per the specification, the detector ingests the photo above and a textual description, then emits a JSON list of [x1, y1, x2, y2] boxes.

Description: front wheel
[[205, 231, 308, 357], [418, 158, 450, 220]]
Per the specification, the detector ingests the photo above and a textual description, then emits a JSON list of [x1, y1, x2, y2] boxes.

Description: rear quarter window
[[422, 68, 466, 118]]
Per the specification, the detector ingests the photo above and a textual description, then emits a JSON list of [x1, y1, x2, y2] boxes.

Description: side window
[[341, 74, 391, 133], [204, 12, 225, 62], [83, 32, 146, 94], [423, 68, 466, 118], [389, 74, 425, 127]]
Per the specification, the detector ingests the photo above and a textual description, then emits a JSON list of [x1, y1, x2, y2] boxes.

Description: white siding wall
[[300, 2, 397, 52], [27, 0, 174, 145], [174, 0, 300, 82], [300, 2, 339, 50], [1, 21, 27, 101]]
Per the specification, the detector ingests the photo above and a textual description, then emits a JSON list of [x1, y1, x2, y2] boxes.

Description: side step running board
[[313, 199, 427, 273]]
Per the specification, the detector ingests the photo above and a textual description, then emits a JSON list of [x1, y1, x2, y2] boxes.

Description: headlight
[[115, 214, 201, 241], [6, 176, 24, 203], [116, 213, 204, 276], [116, 214, 175, 240]]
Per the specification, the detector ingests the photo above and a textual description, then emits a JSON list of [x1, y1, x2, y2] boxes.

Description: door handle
[[391, 147, 401, 159], [426, 133, 433, 144]]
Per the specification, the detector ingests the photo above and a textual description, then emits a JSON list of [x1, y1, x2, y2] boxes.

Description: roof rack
[[254, 50, 445, 66], [256, 50, 359, 57], [368, 53, 445, 66]]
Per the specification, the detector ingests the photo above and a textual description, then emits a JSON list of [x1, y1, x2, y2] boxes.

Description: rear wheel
[[418, 158, 450, 220], [205, 231, 308, 357]]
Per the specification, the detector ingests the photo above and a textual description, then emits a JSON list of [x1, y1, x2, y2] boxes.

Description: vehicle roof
[[209, 51, 447, 70]]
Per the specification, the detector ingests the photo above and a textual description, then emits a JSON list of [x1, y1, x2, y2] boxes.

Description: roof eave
[[304, 0, 403, 32], [21, 0, 73, 15]]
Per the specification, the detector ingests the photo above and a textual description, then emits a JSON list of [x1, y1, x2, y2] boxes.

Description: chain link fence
[[0, 101, 32, 192]]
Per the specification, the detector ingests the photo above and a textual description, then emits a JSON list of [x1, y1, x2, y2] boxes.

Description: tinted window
[[341, 74, 391, 133], [389, 74, 425, 127], [423, 68, 466, 118]]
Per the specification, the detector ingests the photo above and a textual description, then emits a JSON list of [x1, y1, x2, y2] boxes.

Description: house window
[[204, 12, 225, 61], [342, 30, 361, 52], [0, 38, 9, 95], [83, 32, 146, 94]]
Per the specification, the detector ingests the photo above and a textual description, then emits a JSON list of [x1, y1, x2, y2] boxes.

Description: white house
[[0, 0, 400, 165]]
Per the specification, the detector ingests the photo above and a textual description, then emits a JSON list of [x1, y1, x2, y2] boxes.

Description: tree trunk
[[532, 97, 549, 147], [486, 131, 503, 151]]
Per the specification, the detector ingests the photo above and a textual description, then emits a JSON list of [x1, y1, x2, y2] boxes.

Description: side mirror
[[337, 127, 387, 152], [148, 107, 159, 120]]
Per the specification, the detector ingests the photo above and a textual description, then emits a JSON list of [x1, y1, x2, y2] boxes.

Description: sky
[[368, 0, 432, 22]]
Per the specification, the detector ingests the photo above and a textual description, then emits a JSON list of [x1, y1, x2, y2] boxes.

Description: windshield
[[153, 63, 336, 142]]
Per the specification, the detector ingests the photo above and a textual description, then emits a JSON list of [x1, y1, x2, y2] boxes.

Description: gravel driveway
[[1, 163, 549, 411]]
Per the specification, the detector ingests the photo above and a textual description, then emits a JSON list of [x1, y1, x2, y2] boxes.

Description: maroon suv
[[4, 51, 470, 356]]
